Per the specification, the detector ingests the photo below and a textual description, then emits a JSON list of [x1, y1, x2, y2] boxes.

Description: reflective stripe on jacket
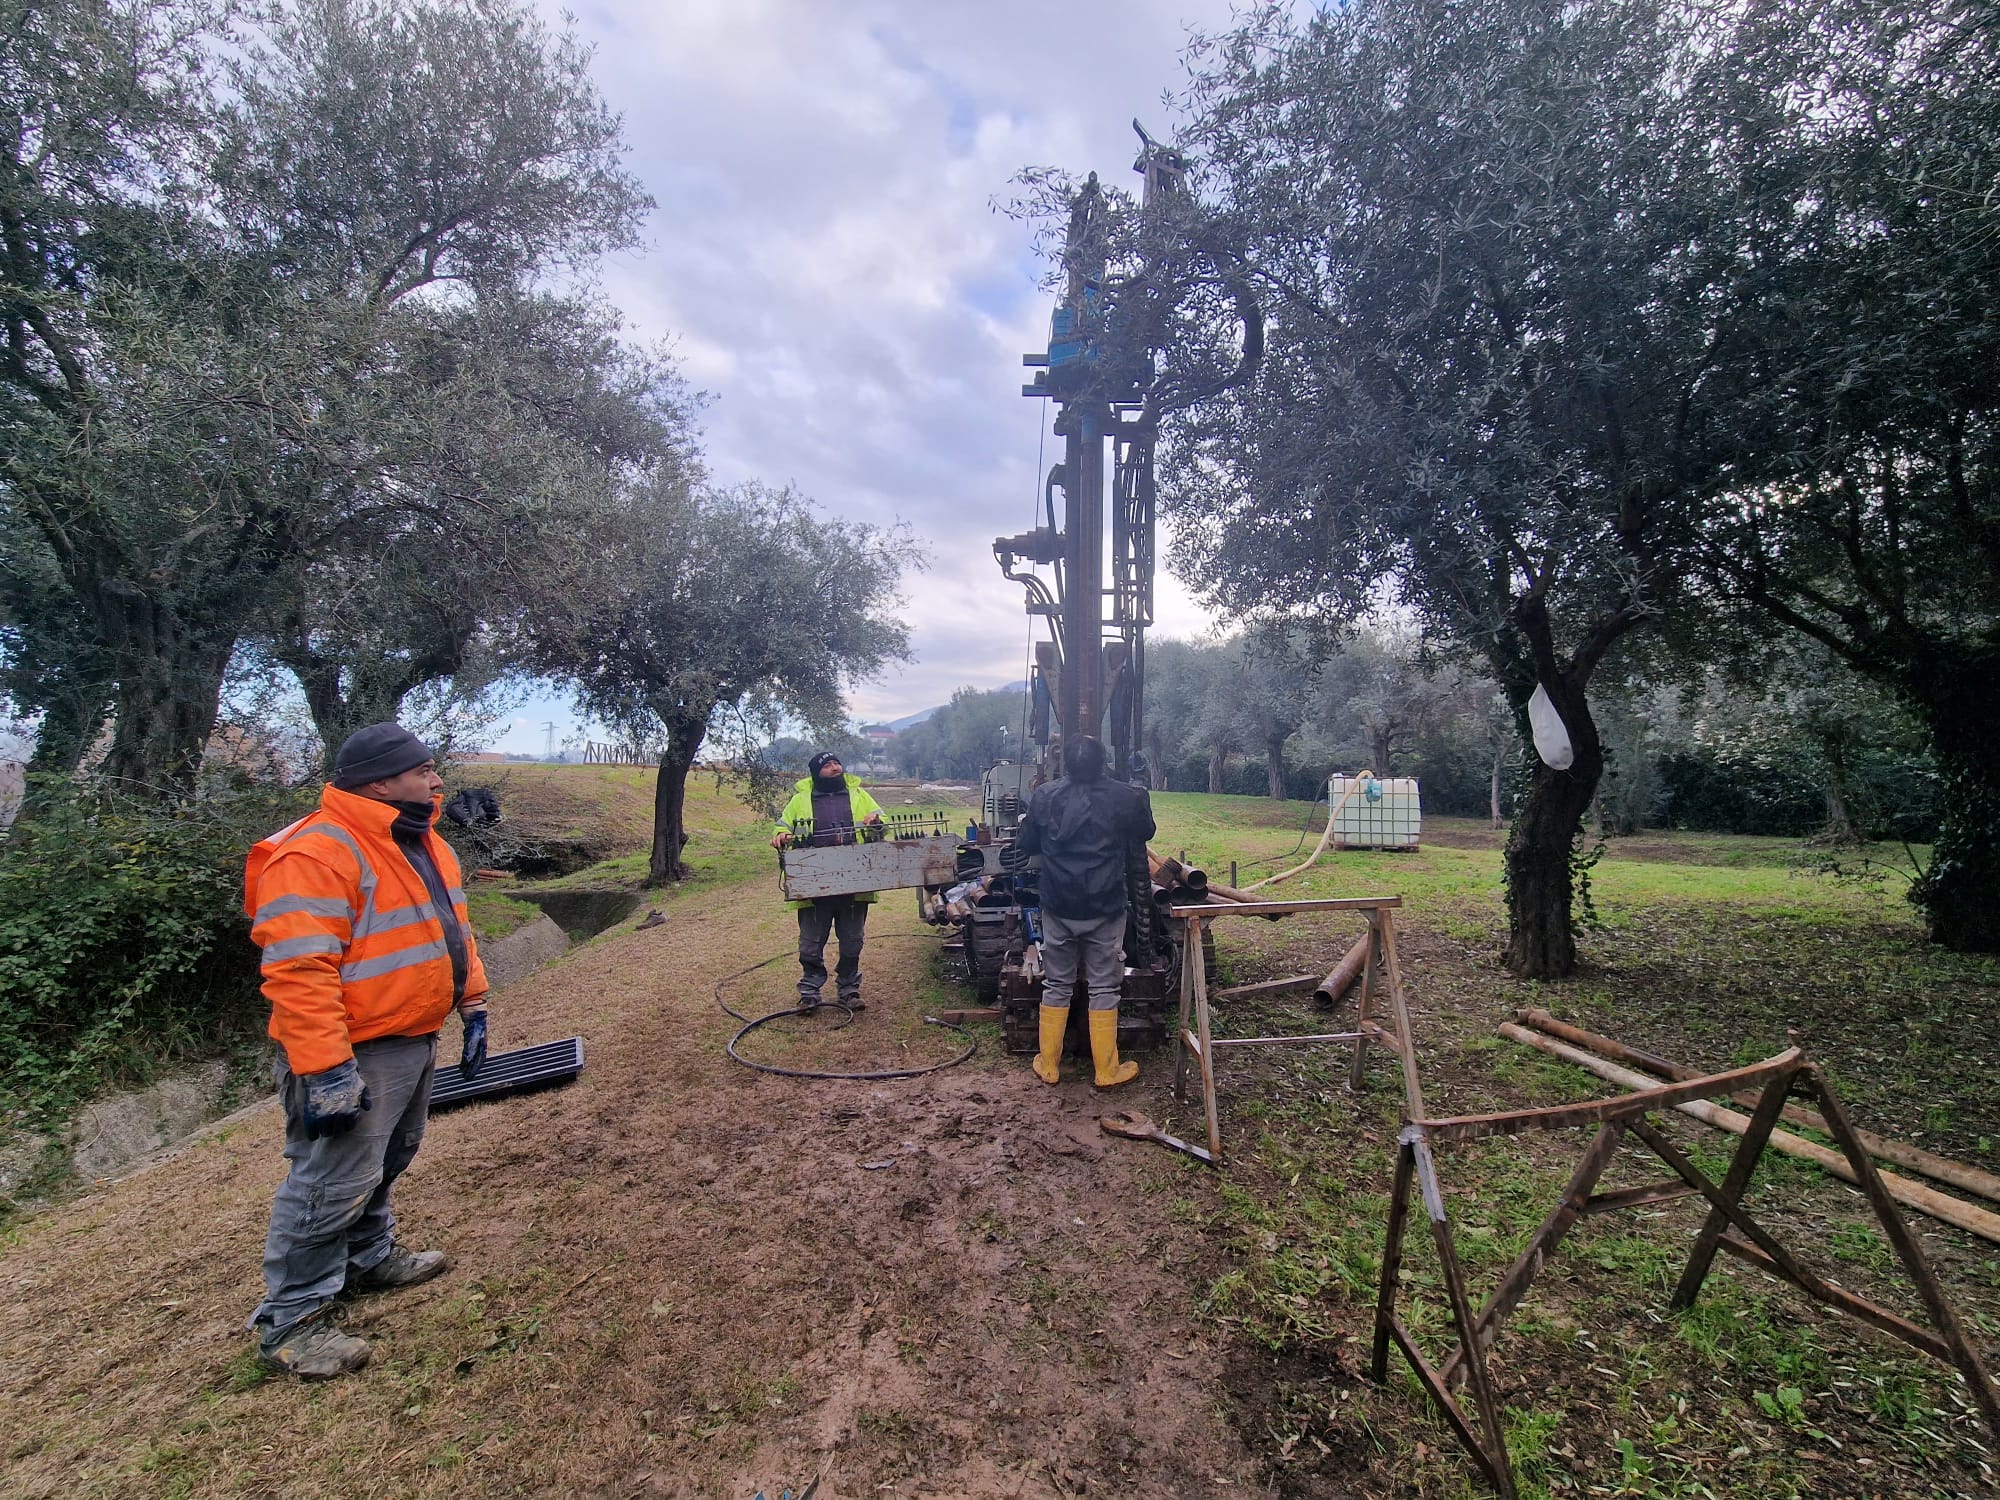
[[245, 784, 490, 1075], [775, 773, 885, 909]]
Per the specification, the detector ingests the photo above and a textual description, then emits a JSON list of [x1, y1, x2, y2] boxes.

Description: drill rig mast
[[999, 124, 1188, 777], [947, 124, 1259, 1054], [790, 128, 1256, 1032]]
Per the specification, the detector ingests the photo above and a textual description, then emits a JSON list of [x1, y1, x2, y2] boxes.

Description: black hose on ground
[[713, 937, 977, 1081], [1235, 784, 1330, 874]]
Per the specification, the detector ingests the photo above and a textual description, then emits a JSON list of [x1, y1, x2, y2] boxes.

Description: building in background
[[859, 725, 898, 775]]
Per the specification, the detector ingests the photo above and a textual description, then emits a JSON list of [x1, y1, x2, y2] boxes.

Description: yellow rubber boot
[[1088, 1008, 1139, 1089], [1031, 1005, 1066, 1085]]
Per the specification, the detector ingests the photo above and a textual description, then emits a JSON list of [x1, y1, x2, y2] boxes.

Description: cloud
[[534, 0, 1240, 727]]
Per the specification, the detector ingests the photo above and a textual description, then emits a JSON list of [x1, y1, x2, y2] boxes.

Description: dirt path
[[0, 881, 1270, 1499]]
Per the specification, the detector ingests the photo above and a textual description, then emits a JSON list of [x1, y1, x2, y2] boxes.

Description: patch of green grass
[[1826, 1222, 1892, 1272], [464, 887, 541, 940], [857, 1406, 919, 1441], [216, 1349, 269, 1393], [1504, 1404, 1564, 1498]]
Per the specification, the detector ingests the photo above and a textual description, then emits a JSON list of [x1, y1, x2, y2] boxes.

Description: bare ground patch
[[0, 890, 1270, 1499]]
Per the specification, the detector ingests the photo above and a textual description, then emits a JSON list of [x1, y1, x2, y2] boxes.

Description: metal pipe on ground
[[1314, 935, 1371, 1007], [1516, 1009, 2000, 1208], [1496, 1022, 2000, 1247]]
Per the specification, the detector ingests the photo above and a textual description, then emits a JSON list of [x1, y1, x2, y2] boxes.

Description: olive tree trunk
[[95, 596, 236, 793], [646, 714, 706, 886], [1502, 676, 1605, 980], [1908, 652, 2000, 951]]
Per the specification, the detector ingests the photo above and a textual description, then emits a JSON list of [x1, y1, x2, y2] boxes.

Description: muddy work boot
[[350, 1244, 448, 1293], [1088, 1008, 1139, 1090], [1032, 1003, 1066, 1085], [837, 991, 867, 1013], [258, 1313, 370, 1380]]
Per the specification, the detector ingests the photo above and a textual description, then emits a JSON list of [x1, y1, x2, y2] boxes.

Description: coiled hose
[[714, 936, 977, 1081]]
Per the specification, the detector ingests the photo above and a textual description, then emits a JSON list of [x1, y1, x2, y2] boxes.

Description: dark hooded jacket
[[1017, 774, 1156, 919]]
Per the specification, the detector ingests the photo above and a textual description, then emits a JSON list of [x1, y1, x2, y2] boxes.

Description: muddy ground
[[0, 887, 1271, 1499]]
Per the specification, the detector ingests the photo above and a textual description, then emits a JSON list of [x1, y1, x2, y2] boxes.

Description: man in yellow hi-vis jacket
[[770, 750, 884, 1010]]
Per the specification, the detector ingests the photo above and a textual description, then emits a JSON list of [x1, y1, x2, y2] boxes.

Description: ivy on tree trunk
[[1503, 680, 1605, 978]]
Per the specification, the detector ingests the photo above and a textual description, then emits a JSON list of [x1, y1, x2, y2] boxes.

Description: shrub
[[0, 779, 311, 1116]]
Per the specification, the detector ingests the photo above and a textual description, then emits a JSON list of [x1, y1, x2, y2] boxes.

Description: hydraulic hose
[[713, 938, 977, 1081]]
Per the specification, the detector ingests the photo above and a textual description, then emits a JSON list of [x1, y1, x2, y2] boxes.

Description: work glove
[[458, 997, 490, 1081], [300, 1059, 371, 1140]]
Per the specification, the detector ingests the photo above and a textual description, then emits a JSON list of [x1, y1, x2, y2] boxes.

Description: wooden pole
[[1497, 1023, 2000, 1247], [1515, 1009, 2000, 1208]]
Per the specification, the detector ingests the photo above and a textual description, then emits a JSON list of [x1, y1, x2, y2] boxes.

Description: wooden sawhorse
[[1169, 895, 1419, 1166]]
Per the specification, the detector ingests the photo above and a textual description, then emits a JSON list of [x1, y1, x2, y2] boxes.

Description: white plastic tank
[[1329, 773, 1422, 849]]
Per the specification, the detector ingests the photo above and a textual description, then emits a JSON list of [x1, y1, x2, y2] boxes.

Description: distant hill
[[884, 681, 1027, 733]]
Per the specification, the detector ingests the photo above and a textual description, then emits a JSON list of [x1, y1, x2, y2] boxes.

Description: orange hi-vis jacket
[[245, 784, 489, 1076]]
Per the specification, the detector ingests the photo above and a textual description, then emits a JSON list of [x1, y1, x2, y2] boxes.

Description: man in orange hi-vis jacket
[[244, 722, 490, 1379]]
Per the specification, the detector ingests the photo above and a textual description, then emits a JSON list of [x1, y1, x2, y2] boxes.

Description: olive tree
[[1169, 0, 1733, 975], [256, 295, 695, 764], [530, 481, 915, 886], [0, 0, 659, 790], [1687, 0, 2000, 947]]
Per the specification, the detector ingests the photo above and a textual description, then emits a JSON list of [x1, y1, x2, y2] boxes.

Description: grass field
[[1136, 792, 1999, 1499]]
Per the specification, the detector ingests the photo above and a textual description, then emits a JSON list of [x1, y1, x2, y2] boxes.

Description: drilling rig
[[778, 124, 1258, 1052], [928, 124, 1264, 1057]]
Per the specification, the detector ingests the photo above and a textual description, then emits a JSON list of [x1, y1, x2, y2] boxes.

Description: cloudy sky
[[492, 0, 1243, 753]]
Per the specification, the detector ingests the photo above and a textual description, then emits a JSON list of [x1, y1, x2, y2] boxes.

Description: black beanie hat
[[333, 722, 433, 789], [808, 750, 842, 777]]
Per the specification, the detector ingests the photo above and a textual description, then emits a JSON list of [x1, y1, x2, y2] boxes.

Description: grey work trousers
[[250, 1031, 437, 1337], [797, 897, 867, 1000], [1040, 909, 1127, 1010]]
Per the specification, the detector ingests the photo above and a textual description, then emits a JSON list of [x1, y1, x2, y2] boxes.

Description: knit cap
[[333, 723, 434, 789]]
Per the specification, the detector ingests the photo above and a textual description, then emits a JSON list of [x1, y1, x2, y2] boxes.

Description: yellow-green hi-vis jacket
[[774, 772, 886, 910]]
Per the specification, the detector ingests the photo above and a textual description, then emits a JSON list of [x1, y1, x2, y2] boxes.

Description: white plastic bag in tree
[[1528, 684, 1575, 770]]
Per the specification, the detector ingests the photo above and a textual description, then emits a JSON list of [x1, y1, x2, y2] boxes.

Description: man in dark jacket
[[1015, 735, 1156, 1087]]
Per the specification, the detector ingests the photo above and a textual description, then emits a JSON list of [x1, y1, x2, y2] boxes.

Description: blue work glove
[[459, 999, 489, 1081], [300, 1059, 371, 1140]]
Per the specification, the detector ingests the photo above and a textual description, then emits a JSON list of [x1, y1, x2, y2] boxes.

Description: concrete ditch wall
[[26, 905, 596, 1194]]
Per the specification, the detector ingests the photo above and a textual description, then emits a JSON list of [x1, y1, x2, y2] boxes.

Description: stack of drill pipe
[[1313, 935, 1372, 1007], [1202, 871, 1273, 906], [1147, 851, 1284, 920], [1499, 1014, 2000, 1246]]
